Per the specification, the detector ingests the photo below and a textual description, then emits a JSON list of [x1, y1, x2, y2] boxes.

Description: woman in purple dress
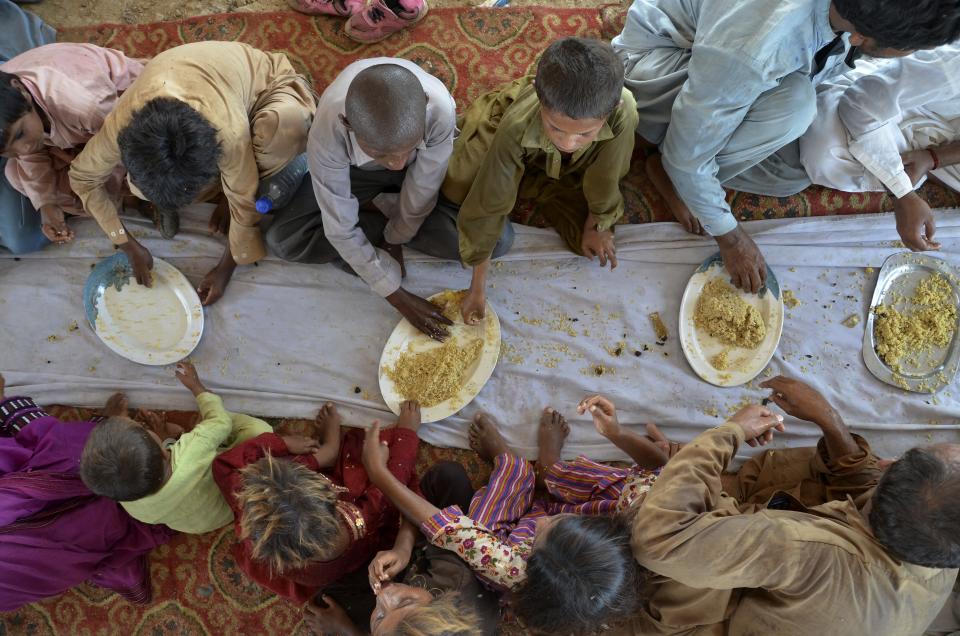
[[0, 375, 174, 611]]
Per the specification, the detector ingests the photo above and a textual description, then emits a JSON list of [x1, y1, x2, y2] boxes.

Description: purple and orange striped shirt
[[421, 452, 657, 589]]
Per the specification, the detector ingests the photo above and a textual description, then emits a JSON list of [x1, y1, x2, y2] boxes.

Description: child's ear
[[338, 114, 352, 130]]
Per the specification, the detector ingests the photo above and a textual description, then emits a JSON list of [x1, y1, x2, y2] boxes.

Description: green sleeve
[[187, 392, 235, 448], [456, 129, 526, 265], [582, 90, 638, 231]]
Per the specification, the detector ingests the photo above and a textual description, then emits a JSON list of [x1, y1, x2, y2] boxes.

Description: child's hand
[[578, 395, 621, 438], [304, 596, 356, 635], [281, 435, 321, 455], [175, 362, 207, 396], [137, 408, 182, 441], [397, 400, 421, 432], [0, 373, 5, 400], [362, 420, 390, 477], [368, 548, 412, 593], [581, 226, 618, 270]]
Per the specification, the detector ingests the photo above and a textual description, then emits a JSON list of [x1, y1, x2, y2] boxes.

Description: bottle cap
[[255, 197, 272, 214]]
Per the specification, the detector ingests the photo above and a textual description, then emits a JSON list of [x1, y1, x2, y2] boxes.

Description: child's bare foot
[[316, 402, 342, 434], [645, 153, 704, 236], [397, 400, 421, 431], [103, 392, 129, 418], [536, 408, 569, 487], [469, 413, 510, 462]]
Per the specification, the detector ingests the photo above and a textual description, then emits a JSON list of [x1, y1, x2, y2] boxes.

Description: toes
[[474, 412, 493, 430]]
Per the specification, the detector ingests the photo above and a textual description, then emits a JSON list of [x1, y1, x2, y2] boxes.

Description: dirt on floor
[[26, 0, 622, 29]]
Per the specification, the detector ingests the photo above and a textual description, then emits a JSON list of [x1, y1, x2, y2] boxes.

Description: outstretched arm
[[578, 395, 668, 469], [362, 421, 439, 525]]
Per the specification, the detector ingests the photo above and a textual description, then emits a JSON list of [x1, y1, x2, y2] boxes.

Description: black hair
[[870, 447, 960, 567], [117, 97, 222, 210], [80, 417, 166, 501], [0, 71, 31, 151], [513, 515, 644, 634], [534, 37, 624, 120], [345, 63, 426, 154], [834, 0, 960, 50]]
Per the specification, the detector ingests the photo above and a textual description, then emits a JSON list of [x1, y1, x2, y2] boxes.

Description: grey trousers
[[622, 48, 815, 197], [264, 167, 514, 263]]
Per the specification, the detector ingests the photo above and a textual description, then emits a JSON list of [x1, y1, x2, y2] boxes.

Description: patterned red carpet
[[2, 6, 958, 635]]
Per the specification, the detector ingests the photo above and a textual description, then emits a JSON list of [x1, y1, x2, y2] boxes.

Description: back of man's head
[[870, 446, 960, 568], [833, 0, 960, 50], [118, 97, 222, 210], [344, 64, 426, 155], [534, 37, 624, 121]]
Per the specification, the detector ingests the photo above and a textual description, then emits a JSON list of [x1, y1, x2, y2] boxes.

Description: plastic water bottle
[[255, 153, 309, 214]]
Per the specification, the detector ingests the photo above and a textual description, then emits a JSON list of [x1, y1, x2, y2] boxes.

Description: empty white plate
[[84, 253, 203, 365]]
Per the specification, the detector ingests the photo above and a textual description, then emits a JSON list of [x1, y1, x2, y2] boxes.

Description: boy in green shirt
[[444, 37, 638, 324], [80, 363, 333, 535]]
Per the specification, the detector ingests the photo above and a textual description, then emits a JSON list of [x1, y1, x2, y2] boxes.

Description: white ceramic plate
[[679, 253, 784, 387], [379, 290, 501, 423], [83, 253, 204, 365]]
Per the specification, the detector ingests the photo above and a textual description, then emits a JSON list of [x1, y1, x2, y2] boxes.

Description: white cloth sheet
[[2, 208, 959, 464]]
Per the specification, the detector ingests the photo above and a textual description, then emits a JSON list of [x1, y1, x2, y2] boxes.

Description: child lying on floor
[[0, 374, 173, 610], [211, 401, 422, 605], [79, 362, 274, 534], [360, 402, 671, 635]]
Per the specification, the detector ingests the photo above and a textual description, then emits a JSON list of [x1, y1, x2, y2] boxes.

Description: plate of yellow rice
[[378, 290, 501, 423]]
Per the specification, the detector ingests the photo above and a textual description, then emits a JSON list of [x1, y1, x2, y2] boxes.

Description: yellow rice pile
[[695, 278, 766, 348], [386, 338, 484, 407], [874, 273, 957, 366]]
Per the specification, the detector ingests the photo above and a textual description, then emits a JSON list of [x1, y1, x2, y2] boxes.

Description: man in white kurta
[[800, 46, 960, 251]]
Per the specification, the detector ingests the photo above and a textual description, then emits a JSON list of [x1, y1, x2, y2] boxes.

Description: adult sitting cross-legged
[[612, 0, 960, 293]]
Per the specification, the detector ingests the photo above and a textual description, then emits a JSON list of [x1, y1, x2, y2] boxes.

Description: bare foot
[[469, 412, 510, 462], [645, 153, 704, 235], [316, 402, 343, 435], [397, 400, 421, 432], [103, 392, 129, 418], [536, 407, 569, 487]]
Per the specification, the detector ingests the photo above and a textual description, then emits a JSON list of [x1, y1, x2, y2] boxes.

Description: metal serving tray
[[862, 252, 960, 393]]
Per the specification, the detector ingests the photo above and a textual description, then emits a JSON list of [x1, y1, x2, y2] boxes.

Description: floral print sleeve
[[421, 505, 532, 590], [617, 469, 658, 513]]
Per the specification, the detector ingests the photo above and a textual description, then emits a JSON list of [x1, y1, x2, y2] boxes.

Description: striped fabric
[[421, 452, 658, 589], [0, 397, 50, 437]]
